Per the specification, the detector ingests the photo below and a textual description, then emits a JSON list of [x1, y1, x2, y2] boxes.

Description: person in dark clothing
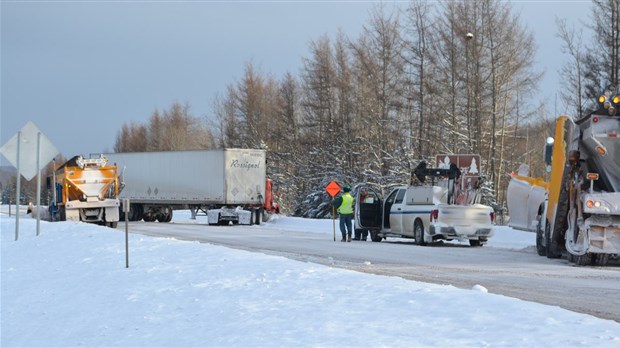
[[354, 188, 369, 241], [332, 185, 354, 242]]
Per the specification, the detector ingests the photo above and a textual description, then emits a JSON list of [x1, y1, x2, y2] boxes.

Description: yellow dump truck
[[53, 155, 120, 228]]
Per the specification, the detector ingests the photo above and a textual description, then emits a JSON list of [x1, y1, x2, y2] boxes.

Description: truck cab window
[[394, 189, 406, 204], [383, 189, 399, 228], [385, 190, 397, 205]]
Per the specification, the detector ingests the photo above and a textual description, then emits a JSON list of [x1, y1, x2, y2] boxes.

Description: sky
[[1, 1, 592, 165], [2, 210, 620, 347]]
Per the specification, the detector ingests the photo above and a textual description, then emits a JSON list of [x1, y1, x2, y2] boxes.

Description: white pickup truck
[[355, 162, 495, 246]]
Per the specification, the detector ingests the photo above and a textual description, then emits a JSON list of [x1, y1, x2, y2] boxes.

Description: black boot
[[341, 234, 346, 242], [347, 234, 352, 242]]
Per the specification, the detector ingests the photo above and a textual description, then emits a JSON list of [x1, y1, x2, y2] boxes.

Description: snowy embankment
[[2, 211, 620, 347]]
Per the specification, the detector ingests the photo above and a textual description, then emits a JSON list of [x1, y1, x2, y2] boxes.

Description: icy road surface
[[121, 213, 620, 322]]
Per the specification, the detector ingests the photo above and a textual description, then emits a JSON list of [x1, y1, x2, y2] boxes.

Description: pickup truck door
[[389, 189, 407, 234], [354, 186, 382, 230]]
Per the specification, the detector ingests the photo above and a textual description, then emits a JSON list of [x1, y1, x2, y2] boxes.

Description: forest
[[5, 0, 619, 218]]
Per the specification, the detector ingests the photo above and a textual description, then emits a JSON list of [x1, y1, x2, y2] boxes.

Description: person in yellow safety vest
[[332, 185, 354, 242]]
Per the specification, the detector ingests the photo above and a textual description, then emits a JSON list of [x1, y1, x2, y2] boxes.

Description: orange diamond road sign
[[325, 181, 341, 197]]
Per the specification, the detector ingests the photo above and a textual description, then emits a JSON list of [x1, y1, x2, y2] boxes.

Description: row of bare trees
[[112, 0, 619, 216], [209, 1, 541, 213], [114, 102, 215, 153]]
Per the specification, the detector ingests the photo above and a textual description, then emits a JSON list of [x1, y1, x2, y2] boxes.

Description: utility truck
[[52, 155, 121, 227], [106, 149, 278, 225], [507, 90, 620, 265], [355, 156, 494, 246]]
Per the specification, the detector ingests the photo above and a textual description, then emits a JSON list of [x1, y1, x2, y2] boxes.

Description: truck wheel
[[143, 213, 156, 222], [469, 239, 482, 247], [570, 253, 593, 266], [535, 217, 547, 256], [249, 210, 255, 226], [545, 220, 562, 259], [593, 254, 609, 266], [107, 221, 118, 229], [129, 204, 143, 221], [157, 207, 173, 223], [370, 231, 382, 242], [254, 209, 262, 225], [414, 220, 426, 246]]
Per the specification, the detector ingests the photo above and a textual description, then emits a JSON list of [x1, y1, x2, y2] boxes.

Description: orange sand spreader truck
[[52, 154, 121, 228]]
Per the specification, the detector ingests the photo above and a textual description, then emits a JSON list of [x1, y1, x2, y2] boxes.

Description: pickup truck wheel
[[414, 220, 426, 246], [535, 217, 547, 256], [370, 231, 382, 242], [469, 239, 482, 247]]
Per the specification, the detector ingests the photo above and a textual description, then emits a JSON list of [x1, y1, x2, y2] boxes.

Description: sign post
[[0, 122, 59, 240], [124, 199, 130, 268], [36, 132, 41, 236], [15, 131, 21, 241], [325, 181, 341, 242]]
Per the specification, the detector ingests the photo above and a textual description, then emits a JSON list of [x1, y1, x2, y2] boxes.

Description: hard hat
[[343, 185, 351, 192]]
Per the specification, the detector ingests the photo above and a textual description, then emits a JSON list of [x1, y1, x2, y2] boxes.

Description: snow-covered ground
[[2, 210, 620, 347]]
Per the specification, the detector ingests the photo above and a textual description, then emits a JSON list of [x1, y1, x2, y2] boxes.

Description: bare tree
[[350, 4, 406, 180], [584, 0, 620, 98], [113, 122, 147, 152], [557, 18, 588, 118], [114, 102, 213, 152], [402, 0, 435, 158]]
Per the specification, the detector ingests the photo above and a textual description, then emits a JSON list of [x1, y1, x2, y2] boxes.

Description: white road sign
[[0, 121, 59, 180]]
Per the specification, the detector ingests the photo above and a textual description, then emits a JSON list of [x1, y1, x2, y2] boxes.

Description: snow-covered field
[[2, 210, 620, 347]]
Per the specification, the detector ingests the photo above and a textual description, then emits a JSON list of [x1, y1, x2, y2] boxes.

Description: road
[[122, 221, 620, 322]]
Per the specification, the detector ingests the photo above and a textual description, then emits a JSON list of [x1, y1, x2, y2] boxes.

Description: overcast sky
[[1, 1, 591, 164]]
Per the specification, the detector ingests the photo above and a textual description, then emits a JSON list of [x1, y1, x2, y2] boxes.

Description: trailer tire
[[157, 207, 173, 223], [129, 204, 143, 221], [414, 220, 426, 246]]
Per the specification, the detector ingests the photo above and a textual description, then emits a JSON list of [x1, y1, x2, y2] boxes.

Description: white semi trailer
[[106, 149, 273, 225]]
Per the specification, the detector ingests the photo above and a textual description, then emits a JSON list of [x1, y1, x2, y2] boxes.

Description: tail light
[[490, 212, 495, 223], [430, 209, 439, 222]]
